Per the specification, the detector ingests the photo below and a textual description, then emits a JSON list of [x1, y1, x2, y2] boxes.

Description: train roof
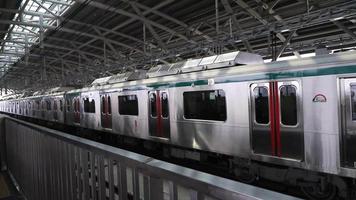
[[3, 51, 356, 101], [68, 51, 356, 93]]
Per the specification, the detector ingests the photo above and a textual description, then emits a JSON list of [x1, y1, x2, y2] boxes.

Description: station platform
[[0, 115, 301, 200]]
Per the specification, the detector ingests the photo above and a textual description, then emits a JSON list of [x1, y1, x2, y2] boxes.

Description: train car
[[2, 51, 356, 199]]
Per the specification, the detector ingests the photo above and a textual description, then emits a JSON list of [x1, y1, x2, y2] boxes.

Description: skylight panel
[[0, 0, 75, 76]]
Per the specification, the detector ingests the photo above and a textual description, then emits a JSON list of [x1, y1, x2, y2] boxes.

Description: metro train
[[2, 51, 356, 199]]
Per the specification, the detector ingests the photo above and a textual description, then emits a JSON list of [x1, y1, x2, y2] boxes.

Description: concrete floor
[[0, 172, 22, 200], [0, 173, 10, 198]]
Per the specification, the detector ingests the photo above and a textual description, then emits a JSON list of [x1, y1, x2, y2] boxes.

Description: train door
[[100, 94, 112, 129], [148, 90, 170, 138], [250, 81, 303, 160], [73, 97, 80, 124], [340, 78, 356, 168]]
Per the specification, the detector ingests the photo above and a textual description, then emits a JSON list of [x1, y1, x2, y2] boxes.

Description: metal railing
[[0, 116, 301, 200]]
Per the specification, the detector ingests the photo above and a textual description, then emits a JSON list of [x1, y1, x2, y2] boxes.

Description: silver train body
[[2, 52, 356, 197]]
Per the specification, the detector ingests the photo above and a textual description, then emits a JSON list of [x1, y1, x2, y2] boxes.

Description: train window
[[83, 98, 95, 113], [66, 99, 71, 111], [118, 95, 138, 116], [280, 85, 297, 126], [108, 96, 111, 114], [101, 96, 112, 114], [150, 93, 157, 117], [84, 99, 88, 112], [253, 87, 269, 124], [76, 99, 80, 112], [73, 98, 81, 112], [161, 92, 169, 118], [46, 100, 51, 111], [59, 100, 63, 111], [73, 99, 77, 112], [101, 96, 105, 114], [54, 100, 58, 110], [183, 90, 226, 121], [351, 85, 356, 120]]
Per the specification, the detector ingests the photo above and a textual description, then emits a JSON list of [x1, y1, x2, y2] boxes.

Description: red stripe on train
[[274, 82, 281, 157]]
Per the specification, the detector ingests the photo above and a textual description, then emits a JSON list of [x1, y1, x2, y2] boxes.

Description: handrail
[[1, 115, 301, 200]]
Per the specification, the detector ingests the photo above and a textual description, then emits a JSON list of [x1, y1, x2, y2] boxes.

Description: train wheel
[[301, 183, 337, 200], [235, 170, 256, 184]]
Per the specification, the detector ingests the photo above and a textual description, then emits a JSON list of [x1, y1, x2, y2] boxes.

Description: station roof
[[0, 0, 355, 93]]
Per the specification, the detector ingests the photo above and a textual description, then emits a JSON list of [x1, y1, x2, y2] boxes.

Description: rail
[[0, 115, 301, 200]]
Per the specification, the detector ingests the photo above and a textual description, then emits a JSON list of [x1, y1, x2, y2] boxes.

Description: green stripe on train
[[146, 65, 356, 89]]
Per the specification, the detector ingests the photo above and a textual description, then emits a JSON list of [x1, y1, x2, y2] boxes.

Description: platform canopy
[[0, 0, 355, 93]]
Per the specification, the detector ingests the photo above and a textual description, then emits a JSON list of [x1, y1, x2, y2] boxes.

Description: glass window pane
[[150, 93, 157, 117], [90, 99, 95, 113], [161, 92, 169, 118], [77, 99, 80, 112], [118, 95, 138, 116], [280, 85, 298, 126], [101, 96, 105, 113], [73, 98, 77, 112], [253, 87, 269, 124], [60, 100, 63, 111], [83, 98, 95, 113], [108, 96, 111, 114], [54, 100, 57, 110], [66, 99, 70, 111], [84, 98, 89, 112], [46, 100, 51, 110], [351, 85, 356, 120], [183, 90, 226, 121]]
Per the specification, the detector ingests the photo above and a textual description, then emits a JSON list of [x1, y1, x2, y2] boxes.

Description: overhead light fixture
[[281, 29, 290, 33], [331, 16, 345, 21]]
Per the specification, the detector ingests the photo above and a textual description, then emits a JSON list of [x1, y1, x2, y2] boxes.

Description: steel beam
[[106, 0, 175, 32], [43, 0, 72, 6], [333, 20, 356, 42], [0, 7, 154, 48], [92, 28, 127, 59], [275, 30, 297, 60], [221, 0, 253, 52], [0, 39, 108, 62], [74, 0, 193, 44], [233, 0, 300, 57], [0, 19, 146, 54], [32, 0, 59, 17], [46, 0, 172, 66], [130, 2, 168, 51], [128, 1, 214, 42], [253, 0, 300, 57], [0, 0, 31, 52]]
